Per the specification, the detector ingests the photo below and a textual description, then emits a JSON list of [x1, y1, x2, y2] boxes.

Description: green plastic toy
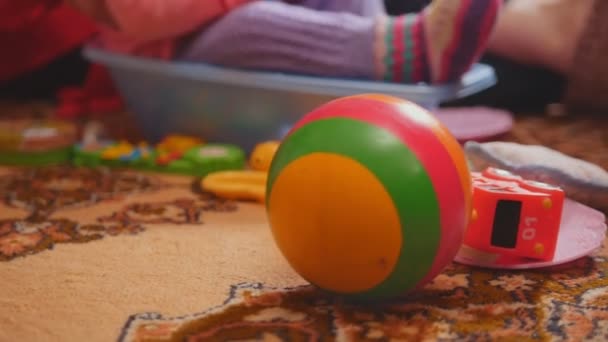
[[72, 135, 246, 176]]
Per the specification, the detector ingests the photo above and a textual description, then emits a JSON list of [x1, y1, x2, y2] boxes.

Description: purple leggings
[[178, 0, 385, 79]]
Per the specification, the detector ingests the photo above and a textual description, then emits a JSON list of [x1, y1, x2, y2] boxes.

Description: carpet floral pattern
[[0, 167, 237, 261], [120, 244, 608, 341]]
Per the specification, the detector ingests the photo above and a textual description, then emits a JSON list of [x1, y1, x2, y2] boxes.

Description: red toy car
[[463, 168, 565, 261]]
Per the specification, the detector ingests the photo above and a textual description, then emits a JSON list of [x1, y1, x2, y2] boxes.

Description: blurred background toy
[[0, 118, 77, 165], [73, 134, 245, 176], [201, 141, 280, 203], [248, 141, 280, 172]]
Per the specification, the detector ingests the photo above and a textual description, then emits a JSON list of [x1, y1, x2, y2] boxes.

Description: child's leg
[[297, 0, 386, 17], [179, 1, 377, 79], [179, 0, 501, 84]]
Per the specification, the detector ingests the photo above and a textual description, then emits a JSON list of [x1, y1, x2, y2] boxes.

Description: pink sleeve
[[0, 0, 59, 31], [105, 0, 254, 42]]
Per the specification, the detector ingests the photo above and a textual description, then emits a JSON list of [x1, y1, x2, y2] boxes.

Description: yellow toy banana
[[201, 141, 280, 203]]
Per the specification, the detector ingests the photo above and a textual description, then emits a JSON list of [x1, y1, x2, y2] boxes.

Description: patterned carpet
[[0, 105, 607, 341]]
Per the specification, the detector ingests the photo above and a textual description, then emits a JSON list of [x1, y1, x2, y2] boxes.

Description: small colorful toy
[[201, 141, 280, 202], [202, 171, 268, 202], [465, 168, 565, 261], [456, 167, 606, 270], [456, 197, 606, 269], [73, 134, 246, 176], [156, 135, 203, 154], [155, 135, 204, 165], [0, 119, 77, 165], [266, 94, 472, 300], [249, 141, 280, 171]]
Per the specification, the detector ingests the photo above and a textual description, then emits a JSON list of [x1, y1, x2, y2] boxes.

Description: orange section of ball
[[268, 152, 403, 293]]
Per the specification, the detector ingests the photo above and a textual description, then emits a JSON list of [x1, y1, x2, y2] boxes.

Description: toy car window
[[491, 199, 522, 248]]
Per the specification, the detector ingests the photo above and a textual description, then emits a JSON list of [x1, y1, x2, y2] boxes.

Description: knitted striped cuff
[[374, 14, 429, 83]]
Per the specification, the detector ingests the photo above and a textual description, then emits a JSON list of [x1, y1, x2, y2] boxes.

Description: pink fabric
[[97, 0, 254, 58], [0, 0, 98, 82], [106, 0, 252, 42], [97, 28, 176, 59]]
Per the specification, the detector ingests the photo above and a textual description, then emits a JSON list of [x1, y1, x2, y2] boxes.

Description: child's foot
[[376, 0, 502, 84]]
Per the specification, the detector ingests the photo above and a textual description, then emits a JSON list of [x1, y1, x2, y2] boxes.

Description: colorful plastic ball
[[266, 94, 472, 300]]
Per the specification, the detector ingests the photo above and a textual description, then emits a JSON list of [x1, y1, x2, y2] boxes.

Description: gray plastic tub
[[85, 47, 496, 151]]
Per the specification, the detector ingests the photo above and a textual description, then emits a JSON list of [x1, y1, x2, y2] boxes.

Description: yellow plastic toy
[[101, 141, 134, 159], [201, 171, 268, 202], [201, 141, 280, 202], [249, 141, 280, 171], [156, 135, 203, 154]]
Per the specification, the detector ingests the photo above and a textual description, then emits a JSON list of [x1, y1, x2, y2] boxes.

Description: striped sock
[[377, 0, 501, 84]]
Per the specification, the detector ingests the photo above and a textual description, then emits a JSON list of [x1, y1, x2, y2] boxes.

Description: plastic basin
[[84, 47, 496, 151]]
